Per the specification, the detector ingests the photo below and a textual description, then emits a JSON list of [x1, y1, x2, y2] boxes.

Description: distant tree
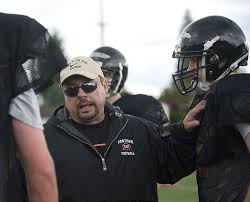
[[159, 83, 195, 122], [40, 31, 67, 118], [159, 9, 194, 122]]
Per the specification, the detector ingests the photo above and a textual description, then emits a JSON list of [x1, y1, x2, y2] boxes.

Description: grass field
[[158, 172, 198, 202]]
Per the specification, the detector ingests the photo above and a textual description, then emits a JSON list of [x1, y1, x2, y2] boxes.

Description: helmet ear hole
[[218, 58, 228, 69]]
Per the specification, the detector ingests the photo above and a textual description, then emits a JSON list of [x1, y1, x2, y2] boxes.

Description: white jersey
[[9, 88, 43, 129]]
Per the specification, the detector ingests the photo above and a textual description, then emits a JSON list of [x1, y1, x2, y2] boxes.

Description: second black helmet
[[90, 46, 128, 95]]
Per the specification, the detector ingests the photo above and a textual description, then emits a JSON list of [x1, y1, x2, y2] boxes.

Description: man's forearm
[[245, 134, 250, 153], [12, 119, 58, 202], [25, 157, 58, 202], [244, 185, 250, 202]]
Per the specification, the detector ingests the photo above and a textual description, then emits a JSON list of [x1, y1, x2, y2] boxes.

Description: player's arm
[[12, 119, 58, 202], [244, 185, 250, 202], [235, 123, 250, 152], [246, 134, 250, 152], [9, 89, 58, 202]]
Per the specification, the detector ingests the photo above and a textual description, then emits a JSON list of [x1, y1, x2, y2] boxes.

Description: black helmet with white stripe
[[90, 46, 128, 95], [172, 15, 248, 95]]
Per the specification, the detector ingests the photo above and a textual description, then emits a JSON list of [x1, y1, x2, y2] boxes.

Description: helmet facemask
[[172, 49, 219, 95], [102, 70, 113, 97], [102, 62, 125, 98]]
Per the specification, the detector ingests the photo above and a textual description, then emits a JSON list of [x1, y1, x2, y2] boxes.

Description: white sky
[[2, 0, 250, 97]]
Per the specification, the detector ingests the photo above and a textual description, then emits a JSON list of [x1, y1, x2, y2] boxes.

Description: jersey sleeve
[[9, 88, 43, 129]]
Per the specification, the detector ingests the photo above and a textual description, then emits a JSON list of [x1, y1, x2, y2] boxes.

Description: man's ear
[[101, 77, 108, 94]]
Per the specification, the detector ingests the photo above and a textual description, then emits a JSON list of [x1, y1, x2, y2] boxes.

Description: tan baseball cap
[[60, 56, 105, 85]]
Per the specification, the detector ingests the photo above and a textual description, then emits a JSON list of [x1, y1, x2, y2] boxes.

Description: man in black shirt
[[44, 56, 205, 201], [73, 113, 110, 156]]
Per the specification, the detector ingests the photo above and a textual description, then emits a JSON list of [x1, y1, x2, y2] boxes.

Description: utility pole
[[99, 0, 105, 46]]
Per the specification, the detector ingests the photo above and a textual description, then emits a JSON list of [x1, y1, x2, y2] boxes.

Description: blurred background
[[2, 0, 250, 201]]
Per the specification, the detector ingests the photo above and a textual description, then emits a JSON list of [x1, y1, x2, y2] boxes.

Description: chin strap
[[209, 52, 248, 87]]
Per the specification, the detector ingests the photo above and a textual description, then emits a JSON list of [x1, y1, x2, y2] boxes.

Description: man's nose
[[188, 60, 196, 71], [77, 87, 87, 97]]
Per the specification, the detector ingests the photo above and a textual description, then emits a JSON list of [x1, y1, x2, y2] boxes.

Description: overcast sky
[[2, 0, 250, 97]]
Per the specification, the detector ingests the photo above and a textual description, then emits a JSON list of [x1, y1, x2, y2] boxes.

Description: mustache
[[77, 97, 93, 106]]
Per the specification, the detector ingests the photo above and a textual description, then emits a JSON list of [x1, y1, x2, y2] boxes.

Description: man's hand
[[183, 100, 206, 131]]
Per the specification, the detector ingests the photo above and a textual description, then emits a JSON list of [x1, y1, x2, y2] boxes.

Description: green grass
[[158, 172, 198, 202]]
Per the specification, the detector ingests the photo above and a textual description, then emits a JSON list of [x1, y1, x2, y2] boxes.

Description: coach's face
[[62, 75, 108, 125]]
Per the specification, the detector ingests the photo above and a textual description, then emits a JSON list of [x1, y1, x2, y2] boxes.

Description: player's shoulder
[[216, 74, 250, 94], [123, 93, 158, 103], [207, 74, 250, 125]]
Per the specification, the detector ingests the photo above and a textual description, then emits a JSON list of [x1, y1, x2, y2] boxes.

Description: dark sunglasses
[[64, 82, 98, 97]]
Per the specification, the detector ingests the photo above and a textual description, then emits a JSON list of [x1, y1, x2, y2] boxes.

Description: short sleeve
[[9, 88, 43, 129]]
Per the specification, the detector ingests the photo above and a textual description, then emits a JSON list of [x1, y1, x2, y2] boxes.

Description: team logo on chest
[[117, 139, 135, 156]]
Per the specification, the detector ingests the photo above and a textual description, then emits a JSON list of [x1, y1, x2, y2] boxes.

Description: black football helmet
[[172, 15, 248, 95], [90, 46, 128, 95]]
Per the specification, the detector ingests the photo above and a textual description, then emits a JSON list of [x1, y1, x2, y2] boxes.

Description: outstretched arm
[[12, 118, 58, 202], [155, 100, 206, 184], [162, 100, 206, 135]]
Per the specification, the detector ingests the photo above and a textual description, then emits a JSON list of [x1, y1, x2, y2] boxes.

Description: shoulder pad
[[205, 74, 250, 126]]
